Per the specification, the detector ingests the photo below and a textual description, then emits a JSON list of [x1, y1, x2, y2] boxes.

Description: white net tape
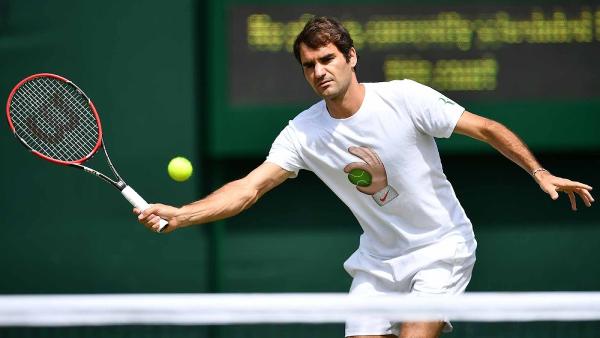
[[1, 292, 600, 327]]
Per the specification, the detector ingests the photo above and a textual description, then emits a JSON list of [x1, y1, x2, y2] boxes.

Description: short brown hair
[[293, 16, 357, 65]]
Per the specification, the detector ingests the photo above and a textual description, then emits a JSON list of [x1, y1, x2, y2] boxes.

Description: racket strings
[[26, 81, 96, 158], [11, 81, 91, 159], [15, 79, 97, 159], [9, 77, 100, 162]]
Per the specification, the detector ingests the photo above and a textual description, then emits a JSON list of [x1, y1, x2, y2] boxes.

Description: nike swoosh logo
[[380, 189, 390, 202]]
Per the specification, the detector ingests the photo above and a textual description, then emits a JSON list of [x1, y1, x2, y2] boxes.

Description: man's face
[[298, 42, 357, 100]]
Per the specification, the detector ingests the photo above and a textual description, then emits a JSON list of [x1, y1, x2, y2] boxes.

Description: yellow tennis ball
[[168, 156, 193, 182]]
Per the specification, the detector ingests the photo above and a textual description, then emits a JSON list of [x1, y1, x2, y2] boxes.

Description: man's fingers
[[567, 191, 577, 211], [144, 215, 161, 230], [575, 189, 593, 207], [133, 208, 140, 215], [582, 189, 595, 203], [138, 205, 159, 220], [137, 206, 163, 233], [555, 178, 592, 191], [143, 214, 156, 225], [142, 216, 158, 232], [570, 181, 593, 190], [544, 184, 559, 200]]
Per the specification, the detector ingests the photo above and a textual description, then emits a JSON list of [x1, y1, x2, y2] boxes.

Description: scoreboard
[[207, 1, 600, 156]]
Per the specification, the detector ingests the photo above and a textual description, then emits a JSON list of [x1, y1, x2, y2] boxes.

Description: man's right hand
[[134, 204, 182, 233]]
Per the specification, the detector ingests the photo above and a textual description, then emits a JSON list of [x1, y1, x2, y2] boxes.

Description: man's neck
[[325, 81, 365, 119]]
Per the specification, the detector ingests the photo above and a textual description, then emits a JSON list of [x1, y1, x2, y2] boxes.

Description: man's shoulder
[[363, 80, 417, 108], [366, 80, 437, 108], [366, 79, 421, 93]]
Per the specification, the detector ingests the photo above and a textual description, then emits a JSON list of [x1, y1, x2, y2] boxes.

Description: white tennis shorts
[[343, 235, 477, 337]]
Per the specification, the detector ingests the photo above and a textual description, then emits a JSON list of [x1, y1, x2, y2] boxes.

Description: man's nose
[[314, 63, 326, 78]]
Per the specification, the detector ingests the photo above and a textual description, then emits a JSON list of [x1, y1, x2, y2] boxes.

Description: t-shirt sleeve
[[400, 80, 465, 138], [265, 124, 306, 178]]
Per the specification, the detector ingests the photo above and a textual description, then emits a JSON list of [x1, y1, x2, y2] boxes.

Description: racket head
[[6, 73, 103, 165]]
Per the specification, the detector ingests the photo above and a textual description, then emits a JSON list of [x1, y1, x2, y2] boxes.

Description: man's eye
[[303, 64, 314, 69]]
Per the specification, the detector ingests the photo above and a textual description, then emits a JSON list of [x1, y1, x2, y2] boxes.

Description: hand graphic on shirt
[[343, 146, 388, 195]]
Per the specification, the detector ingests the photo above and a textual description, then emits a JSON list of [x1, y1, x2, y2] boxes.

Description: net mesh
[[0, 293, 599, 338], [8, 76, 100, 162]]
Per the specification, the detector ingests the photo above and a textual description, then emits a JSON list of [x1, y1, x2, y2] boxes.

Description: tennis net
[[1, 292, 599, 338]]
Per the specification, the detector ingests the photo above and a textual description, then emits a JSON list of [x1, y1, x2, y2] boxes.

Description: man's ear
[[349, 47, 358, 68]]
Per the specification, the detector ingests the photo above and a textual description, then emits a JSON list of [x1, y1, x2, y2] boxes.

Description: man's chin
[[317, 87, 338, 99]]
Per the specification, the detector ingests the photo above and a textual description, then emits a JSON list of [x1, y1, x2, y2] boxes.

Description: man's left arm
[[453, 111, 594, 210]]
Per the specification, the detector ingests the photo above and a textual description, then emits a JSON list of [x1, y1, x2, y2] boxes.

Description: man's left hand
[[534, 170, 594, 210]]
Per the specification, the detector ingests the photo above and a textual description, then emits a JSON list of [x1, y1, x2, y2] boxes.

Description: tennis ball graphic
[[348, 168, 372, 187]]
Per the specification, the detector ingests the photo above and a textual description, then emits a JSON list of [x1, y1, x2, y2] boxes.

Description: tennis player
[[136, 16, 594, 338]]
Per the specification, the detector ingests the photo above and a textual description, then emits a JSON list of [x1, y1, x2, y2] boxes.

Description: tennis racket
[[6, 73, 168, 232]]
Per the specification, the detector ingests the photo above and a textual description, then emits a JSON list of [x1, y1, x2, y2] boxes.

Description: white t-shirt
[[266, 80, 474, 258]]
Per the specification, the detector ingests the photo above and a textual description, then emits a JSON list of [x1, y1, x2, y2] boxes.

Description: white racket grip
[[121, 185, 168, 232]]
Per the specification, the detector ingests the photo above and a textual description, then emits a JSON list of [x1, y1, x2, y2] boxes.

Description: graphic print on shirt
[[439, 96, 457, 106], [343, 146, 399, 206]]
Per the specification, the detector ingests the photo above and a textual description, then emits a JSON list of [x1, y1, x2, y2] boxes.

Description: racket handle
[[121, 186, 169, 233]]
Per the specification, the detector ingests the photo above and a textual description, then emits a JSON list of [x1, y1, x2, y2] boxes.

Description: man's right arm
[[135, 162, 294, 232]]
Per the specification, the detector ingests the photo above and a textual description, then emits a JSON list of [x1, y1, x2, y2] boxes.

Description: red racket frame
[[6, 73, 104, 165]]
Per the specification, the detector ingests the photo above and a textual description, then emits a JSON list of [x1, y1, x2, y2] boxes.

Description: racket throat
[[115, 180, 127, 190], [76, 164, 126, 189]]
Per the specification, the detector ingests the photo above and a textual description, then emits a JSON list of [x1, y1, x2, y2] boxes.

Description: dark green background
[[0, 1, 599, 338], [0, 0, 206, 294]]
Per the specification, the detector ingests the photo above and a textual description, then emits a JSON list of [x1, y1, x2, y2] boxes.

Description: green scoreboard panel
[[208, 1, 600, 156]]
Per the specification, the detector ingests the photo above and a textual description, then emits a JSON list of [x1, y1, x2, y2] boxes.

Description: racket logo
[[25, 92, 80, 144]]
